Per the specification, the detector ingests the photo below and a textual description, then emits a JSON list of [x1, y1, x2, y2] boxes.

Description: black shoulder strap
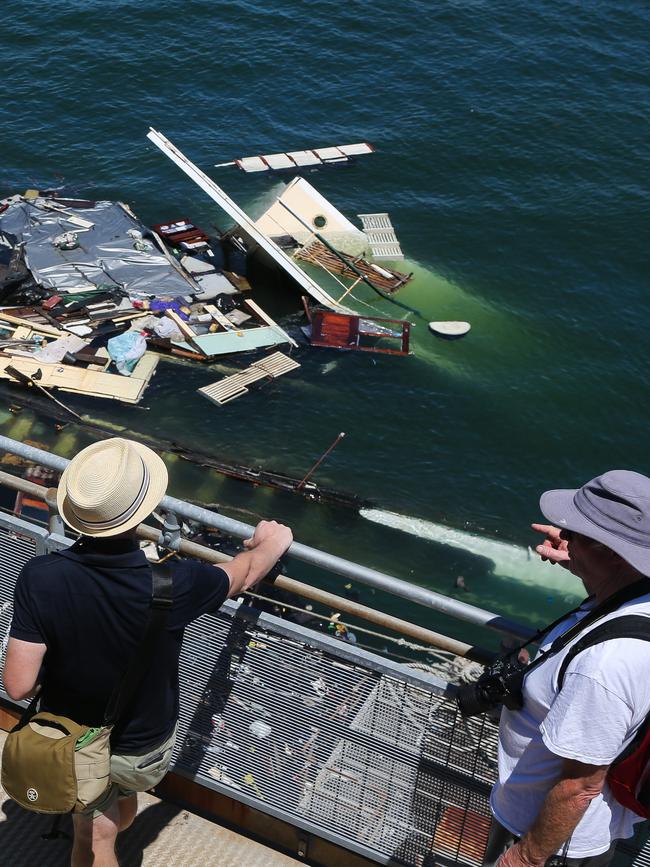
[[557, 614, 650, 691], [513, 579, 650, 686], [103, 561, 173, 726], [511, 578, 650, 663]]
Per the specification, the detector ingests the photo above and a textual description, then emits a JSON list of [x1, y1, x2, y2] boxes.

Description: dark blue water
[[1, 1, 649, 641]]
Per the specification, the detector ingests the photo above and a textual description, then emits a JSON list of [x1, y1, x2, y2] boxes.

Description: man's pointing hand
[[531, 523, 571, 569]]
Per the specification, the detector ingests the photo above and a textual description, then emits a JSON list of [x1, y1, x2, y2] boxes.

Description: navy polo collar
[[58, 537, 148, 569]]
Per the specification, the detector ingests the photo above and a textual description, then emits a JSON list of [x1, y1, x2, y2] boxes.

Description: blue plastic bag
[[107, 331, 147, 376]]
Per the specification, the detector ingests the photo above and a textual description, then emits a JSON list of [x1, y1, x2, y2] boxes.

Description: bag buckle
[[151, 595, 173, 611]]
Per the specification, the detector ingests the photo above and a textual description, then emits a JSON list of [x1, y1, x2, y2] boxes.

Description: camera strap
[[514, 577, 650, 681]]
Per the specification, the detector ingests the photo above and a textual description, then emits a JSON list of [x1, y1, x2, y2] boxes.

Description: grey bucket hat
[[540, 470, 650, 576]]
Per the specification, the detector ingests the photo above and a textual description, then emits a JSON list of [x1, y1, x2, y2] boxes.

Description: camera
[[456, 653, 528, 717]]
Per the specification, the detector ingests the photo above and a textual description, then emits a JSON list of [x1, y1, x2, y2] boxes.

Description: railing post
[[45, 487, 65, 536], [159, 510, 182, 551]]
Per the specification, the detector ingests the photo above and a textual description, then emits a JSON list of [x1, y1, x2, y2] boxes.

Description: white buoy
[[428, 320, 471, 339]]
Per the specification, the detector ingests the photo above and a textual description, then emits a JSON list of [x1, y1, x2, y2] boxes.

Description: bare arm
[[220, 520, 293, 598], [3, 638, 46, 701], [497, 758, 608, 867]]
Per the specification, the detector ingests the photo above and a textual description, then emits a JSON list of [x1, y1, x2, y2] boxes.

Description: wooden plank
[[0, 311, 64, 338], [166, 309, 195, 339], [131, 351, 159, 384], [204, 304, 238, 332], [219, 388, 250, 404], [73, 350, 107, 366], [165, 309, 205, 356], [86, 347, 111, 372], [0, 358, 135, 400], [0, 354, 156, 404], [150, 229, 200, 291], [222, 271, 251, 292]]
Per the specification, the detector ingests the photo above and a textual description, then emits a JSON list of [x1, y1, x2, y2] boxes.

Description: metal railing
[[0, 434, 530, 642]]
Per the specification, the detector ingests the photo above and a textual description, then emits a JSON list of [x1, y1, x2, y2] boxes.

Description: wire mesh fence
[[172, 603, 498, 865]]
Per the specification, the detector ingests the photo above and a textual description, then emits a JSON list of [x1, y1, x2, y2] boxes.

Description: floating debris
[[148, 298, 295, 362], [0, 190, 298, 405], [214, 142, 374, 173], [296, 239, 411, 294], [0, 345, 156, 404], [304, 309, 411, 357], [147, 128, 354, 312], [428, 321, 471, 339], [357, 213, 404, 260], [198, 351, 301, 406]]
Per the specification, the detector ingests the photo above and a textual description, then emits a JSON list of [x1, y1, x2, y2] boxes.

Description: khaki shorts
[[82, 725, 177, 819]]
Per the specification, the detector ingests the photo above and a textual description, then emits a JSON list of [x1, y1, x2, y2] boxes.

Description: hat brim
[[540, 488, 650, 577], [57, 441, 168, 538]]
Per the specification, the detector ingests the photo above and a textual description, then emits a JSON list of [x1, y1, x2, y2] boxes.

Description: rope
[[244, 589, 447, 655]]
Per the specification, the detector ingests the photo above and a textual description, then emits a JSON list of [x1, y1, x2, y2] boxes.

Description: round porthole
[[313, 215, 327, 229]]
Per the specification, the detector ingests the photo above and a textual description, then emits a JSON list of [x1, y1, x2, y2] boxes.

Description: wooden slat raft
[[294, 239, 412, 294], [198, 352, 300, 405]]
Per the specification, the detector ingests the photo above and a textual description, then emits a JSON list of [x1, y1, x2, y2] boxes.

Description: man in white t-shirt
[[486, 470, 650, 867]]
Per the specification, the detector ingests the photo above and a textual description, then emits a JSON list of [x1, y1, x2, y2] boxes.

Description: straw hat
[[57, 438, 168, 537]]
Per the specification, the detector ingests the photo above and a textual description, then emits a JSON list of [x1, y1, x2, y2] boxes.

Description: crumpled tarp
[[0, 198, 196, 299]]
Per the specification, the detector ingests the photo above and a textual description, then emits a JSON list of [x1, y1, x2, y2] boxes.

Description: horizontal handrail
[[0, 434, 532, 640], [0, 468, 495, 660]]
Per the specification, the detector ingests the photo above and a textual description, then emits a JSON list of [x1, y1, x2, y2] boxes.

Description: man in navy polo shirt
[[3, 437, 293, 867]]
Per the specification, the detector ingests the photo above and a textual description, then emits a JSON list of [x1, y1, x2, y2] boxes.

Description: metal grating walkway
[[0, 730, 301, 867], [172, 606, 497, 867]]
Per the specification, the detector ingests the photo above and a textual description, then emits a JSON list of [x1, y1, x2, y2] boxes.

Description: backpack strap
[[556, 614, 650, 691], [103, 561, 173, 727], [549, 611, 650, 816]]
